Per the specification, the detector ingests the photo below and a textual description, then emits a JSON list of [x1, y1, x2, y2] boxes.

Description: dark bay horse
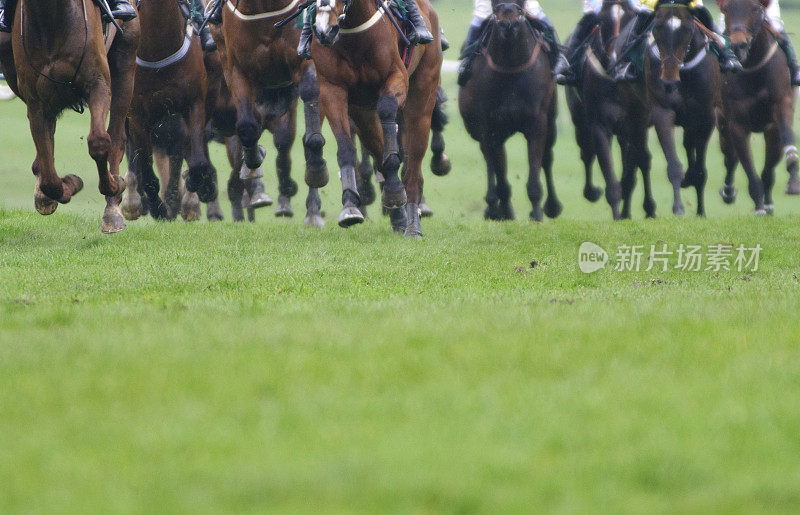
[[0, 0, 140, 232], [311, 0, 442, 236], [645, 0, 720, 217], [123, 0, 215, 221], [566, 0, 651, 219], [458, 0, 561, 222], [717, 0, 798, 214], [217, 0, 327, 226]]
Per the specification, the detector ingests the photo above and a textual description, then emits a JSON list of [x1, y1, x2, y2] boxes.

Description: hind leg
[[271, 111, 298, 218], [121, 138, 143, 220], [226, 137, 246, 222], [763, 126, 782, 214], [129, 121, 168, 219], [28, 103, 83, 214], [773, 96, 800, 195], [430, 87, 451, 177]]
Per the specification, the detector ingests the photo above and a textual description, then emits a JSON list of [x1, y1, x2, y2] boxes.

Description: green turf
[[3, 0, 800, 511]]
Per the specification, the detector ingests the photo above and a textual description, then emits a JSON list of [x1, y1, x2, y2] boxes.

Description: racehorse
[[459, 0, 561, 222], [123, 0, 216, 221], [215, 0, 327, 227], [310, 0, 443, 235], [0, 0, 140, 233], [717, 0, 799, 214], [565, 0, 643, 220], [645, 0, 720, 217]]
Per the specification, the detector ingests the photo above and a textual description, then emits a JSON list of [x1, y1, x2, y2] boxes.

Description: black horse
[[458, 0, 560, 221]]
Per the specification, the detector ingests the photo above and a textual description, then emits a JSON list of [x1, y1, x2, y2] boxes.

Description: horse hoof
[[720, 186, 737, 204], [206, 201, 224, 222], [419, 201, 434, 218], [785, 179, 800, 195], [529, 207, 543, 222], [754, 208, 767, 216], [673, 205, 685, 217], [382, 186, 407, 209], [304, 213, 325, 228], [34, 193, 59, 215], [404, 203, 422, 237], [584, 185, 603, 203], [64, 174, 86, 197], [249, 191, 273, 209], [275, 196, 294, 217], [120, 190, 142, 221], [765, 204, 775, 215], [544, 199, 563, 219], [102, 204, 126, 234], [181, 192, 201, 221], [240, 164, 264, 181], [431, 153, 452, 176], [338, 206, 364, 227], [305, 164, 329, 188]]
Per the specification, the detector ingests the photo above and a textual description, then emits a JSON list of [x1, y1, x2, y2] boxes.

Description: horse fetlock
[[404, 203, 422, 238], [243, 144, 266, 170], [87, 131, 112, 161], [236, 119, 261, 149], [304, 132, 325, 152], [279, 177, 299, 198]]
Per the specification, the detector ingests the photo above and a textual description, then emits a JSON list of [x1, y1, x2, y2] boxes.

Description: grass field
[[3, 0, 800, 511]]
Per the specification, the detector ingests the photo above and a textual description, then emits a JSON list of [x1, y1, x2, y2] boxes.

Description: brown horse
[[0, 0, 140, 233], [216, 0, 327, 226], [717, 0, 798, 214], [311, 0, 442, 235], [458, 0, 561, 222], [123, 0, 215, 221], [645, 0, 720, 217]]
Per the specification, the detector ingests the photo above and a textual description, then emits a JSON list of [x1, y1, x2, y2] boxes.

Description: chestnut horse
[[645, 0, 720, 217], [459, 0, 561, 222], [0, 0, 140, 233], [216, 0, 327, 226], [311, 0, 442, 235], [717, 0, 798, 214], [123, 0, 216, 221]]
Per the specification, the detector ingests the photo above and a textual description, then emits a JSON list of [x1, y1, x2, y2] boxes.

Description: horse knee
[[88, 130, 112, 161]]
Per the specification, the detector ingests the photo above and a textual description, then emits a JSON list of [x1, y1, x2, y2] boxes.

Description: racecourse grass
[[3, 0, 800, 511]]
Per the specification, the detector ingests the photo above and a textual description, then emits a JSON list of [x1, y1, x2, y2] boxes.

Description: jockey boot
[[693, 5, 742, 74], [297, 9, 313, 60], [207, 0, 223, 24], [528, 15, 569, 79], [0, 0, 17, 33], [404, 0, 433, 45], [457, 21, 486, 87], [198, 21, 216, 51], [108, 0, 137, 22], [189, 0, 217, 51], [777, 29, 800, 86], [611, 9, 653, 82], [557, 12, 598, 85]]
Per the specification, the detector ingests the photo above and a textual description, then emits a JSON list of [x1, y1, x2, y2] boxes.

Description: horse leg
[[652, 108, 685, 217], [226, 137, 245, 222], [480, 137, 508, 220], [351, 111, 386, 222], [154, 147, 179, 219], [203, 142, 224, 222], [430, 87, 451, 177], [228, 67, 265, 170], [319, 82, 363, 227], [718, 116, 739, 204], [129, 121, 168, 220], [399, 81, 436, 238], [28, 103, 83, 214], [688, 121, 713, 217], [619, 142, 637, 220], [182, 102, 216, 203], [639, 143, 655, 218], [273, 111, 298, 218], [377, 83, 408, 213], [762, 125, 782, 214], [357, 138, 377, 207], [121, 138, 143, 220], [526, 115, 549, 222], [771, 97, 800, 194], [542, 114, 562, 219], [300, 64, 329, 188], [591, 124, 621, 220], [730, 124, 766, 214]]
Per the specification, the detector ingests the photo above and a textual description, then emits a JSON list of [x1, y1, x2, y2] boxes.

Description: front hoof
[[754, 207, 768, 216], [206, 201, 224, 222], [544, 198, 563, 219], [786, 179, 800, 195], [382, 185, 407, 209], [304, 213, 325, 227], [765, 204, 775, 215], [720, 186, 737, 204], [338, 206, 365, 227], [529, 207, 543, 222], [249, 191, 273, 209], [431, 153, 452, 176], [403, 202, 422, 238], [673, 204, 685, 217], [181, 192, 201, 221], [64, 174, 86, 198], [584, 185, 603, 202], [275, 195, 294, 217], [305, 163, 329, 188], [102, 201, 126, 233], [419, 201, 434, 218], [34, 190, 59, 215], [121, 189, 142, 220]]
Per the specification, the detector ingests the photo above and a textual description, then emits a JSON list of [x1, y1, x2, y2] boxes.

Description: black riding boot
[[528, 15, 569, 78], [186, 0, 216, 51], [693, 5, 742, 73], [297, 9, 313, 60], [557, 12, 598, 85], [404, 0, 433, 45], [777, 29, 800, 86], [108, 0, 137, 22], [207, 0, 223, 24], [457, 22, 486, 87], [0, 0, 17, 33], [611, 10, 653, 81]]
